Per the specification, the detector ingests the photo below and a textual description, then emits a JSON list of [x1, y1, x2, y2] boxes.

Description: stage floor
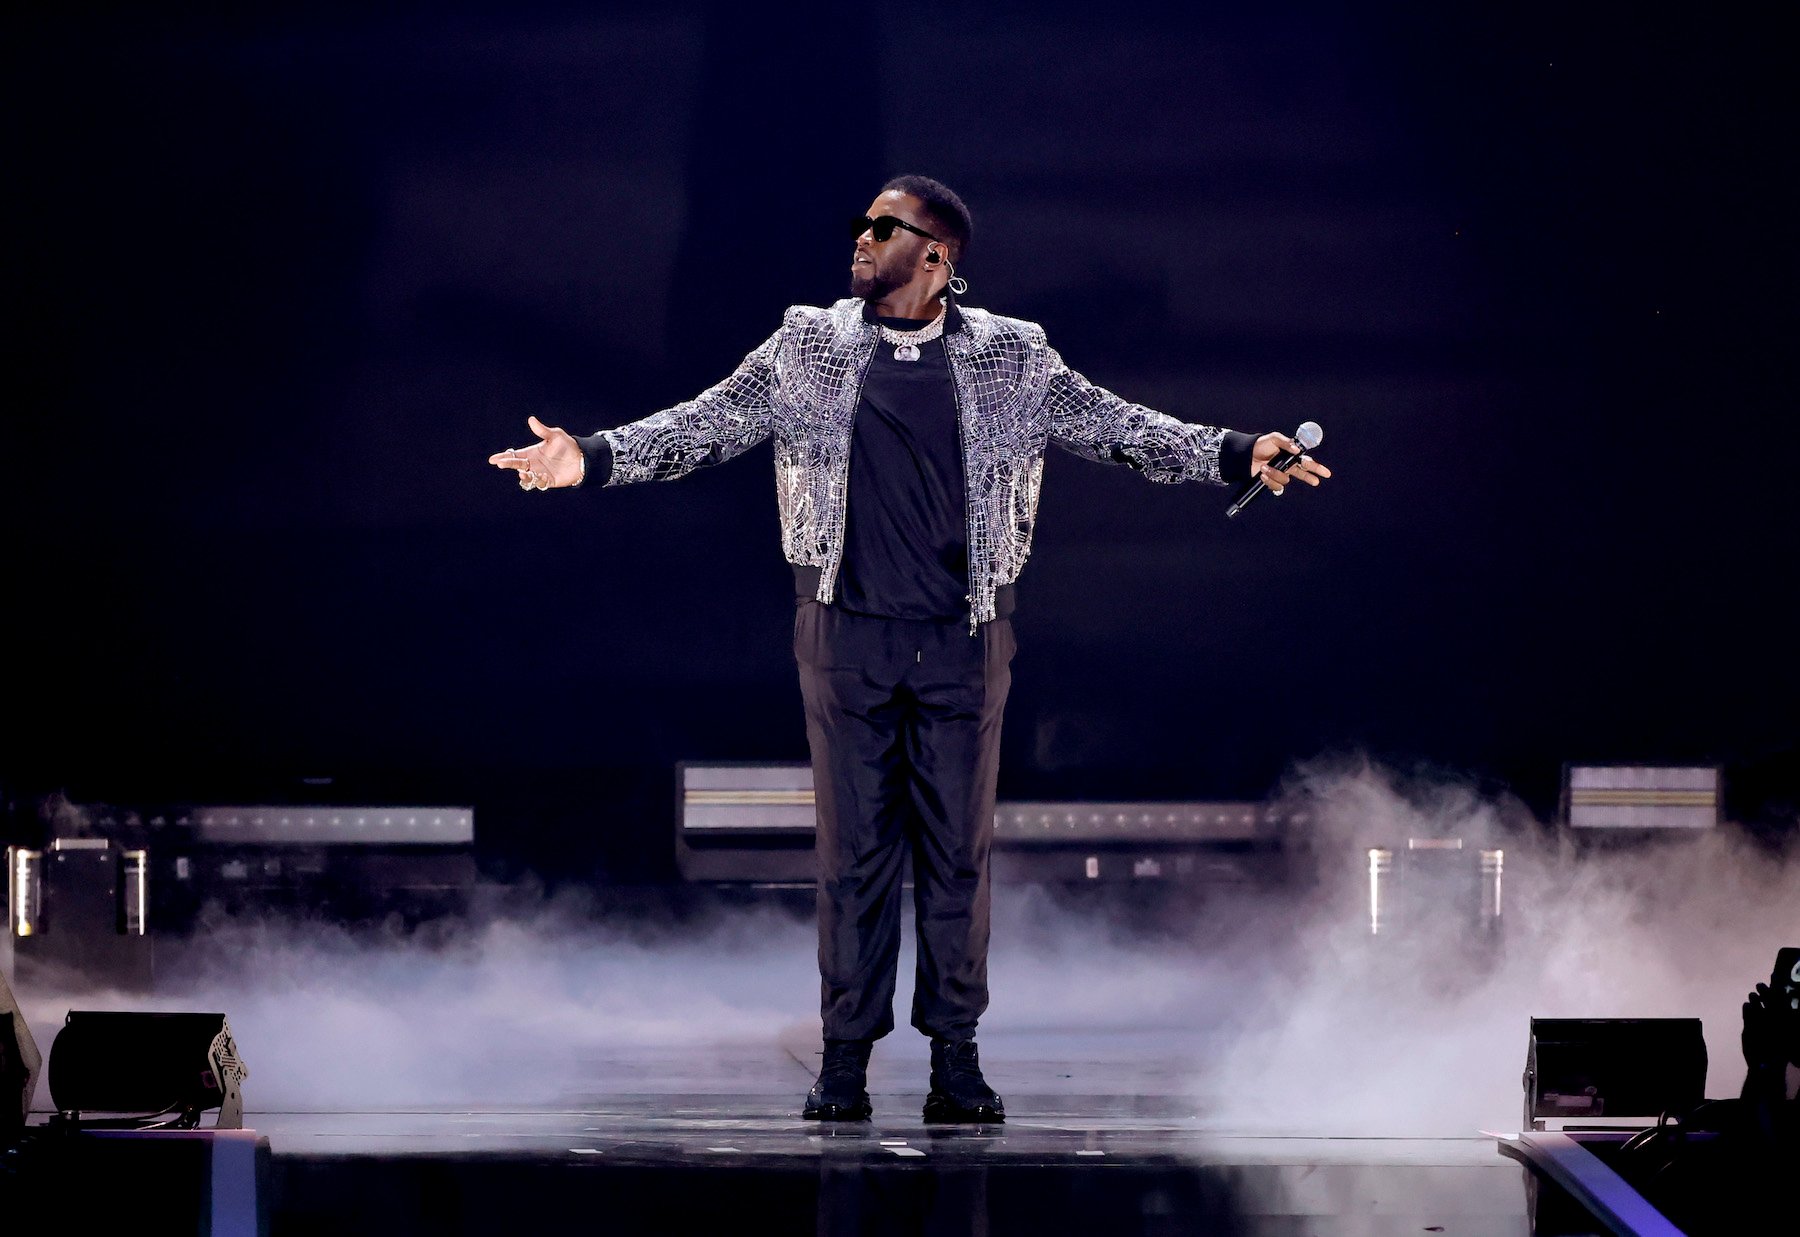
[[246, 1038, 1576, 1236], [15, 891, 1697, 1234]]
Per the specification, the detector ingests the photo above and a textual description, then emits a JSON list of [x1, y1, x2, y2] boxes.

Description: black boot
[[923, 1038, 1005, 1123], [802, 1038, 874, 1121]]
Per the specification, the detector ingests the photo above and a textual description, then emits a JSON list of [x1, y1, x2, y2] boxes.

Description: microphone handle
[[1224, 449, 1306, 518]]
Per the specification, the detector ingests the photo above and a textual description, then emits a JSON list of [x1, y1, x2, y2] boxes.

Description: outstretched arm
[[488, 324, 784, 490], [1043, 345, 1329, 493]]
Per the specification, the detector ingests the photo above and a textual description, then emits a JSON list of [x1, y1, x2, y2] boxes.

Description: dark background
[[7, 2, 1794, 884]]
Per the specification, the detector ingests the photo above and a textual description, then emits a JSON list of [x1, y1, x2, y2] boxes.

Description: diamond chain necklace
[[877, 303, 948, 361]]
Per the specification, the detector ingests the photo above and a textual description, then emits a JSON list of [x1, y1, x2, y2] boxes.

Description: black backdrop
[[8, 2, 1795, 883]]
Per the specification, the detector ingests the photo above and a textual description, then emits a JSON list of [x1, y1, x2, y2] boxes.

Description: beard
[[850, 265, 906, 301]]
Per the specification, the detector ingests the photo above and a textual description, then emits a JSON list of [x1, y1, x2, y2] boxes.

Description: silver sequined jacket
[[593, 298, 1236, 627]]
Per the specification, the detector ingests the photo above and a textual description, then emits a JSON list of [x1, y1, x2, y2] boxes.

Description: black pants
[[794, 601, 1016, 1043]]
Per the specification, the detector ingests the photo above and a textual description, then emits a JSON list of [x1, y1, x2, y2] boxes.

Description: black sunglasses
[[852, 214, 939, 243]]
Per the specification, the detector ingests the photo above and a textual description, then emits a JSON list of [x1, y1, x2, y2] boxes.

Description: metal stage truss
[[674, 761, 1304, 887]]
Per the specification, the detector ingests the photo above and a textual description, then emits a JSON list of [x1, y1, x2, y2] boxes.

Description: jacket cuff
[[1218, 430, 1258, 483], [575, 432, 615, 488]]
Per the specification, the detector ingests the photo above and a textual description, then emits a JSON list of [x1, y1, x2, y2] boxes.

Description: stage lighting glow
[[8, 847, 41, 938], [1365, 841, 1503, 940], [1563, 766, 1719, 829], [123, 848, 148, 936]]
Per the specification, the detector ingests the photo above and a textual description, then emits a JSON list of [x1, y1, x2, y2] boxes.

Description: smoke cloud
[[10, 758, 1794, 1135], [1193, 757, 1797, 1134]]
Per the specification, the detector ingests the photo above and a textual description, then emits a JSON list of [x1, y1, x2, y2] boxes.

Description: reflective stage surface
[[254, 1037, 1585, 1236]]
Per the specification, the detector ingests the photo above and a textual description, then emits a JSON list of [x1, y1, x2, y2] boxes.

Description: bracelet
[[572, 451, 586, 488]]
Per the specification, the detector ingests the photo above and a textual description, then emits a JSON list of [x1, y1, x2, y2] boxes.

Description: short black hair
[[882, 174, 972, 262]]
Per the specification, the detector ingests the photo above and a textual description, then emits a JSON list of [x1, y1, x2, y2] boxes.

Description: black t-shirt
[[836, 304, 969, 620]]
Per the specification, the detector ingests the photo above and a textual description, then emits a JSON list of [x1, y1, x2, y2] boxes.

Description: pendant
[[893, 344, 920, 362]]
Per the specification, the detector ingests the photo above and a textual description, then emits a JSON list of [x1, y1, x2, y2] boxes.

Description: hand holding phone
[[1745, 947, 1800, 1072]]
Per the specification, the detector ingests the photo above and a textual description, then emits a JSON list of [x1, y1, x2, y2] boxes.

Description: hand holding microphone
[[1226, 421, 1330, 518]]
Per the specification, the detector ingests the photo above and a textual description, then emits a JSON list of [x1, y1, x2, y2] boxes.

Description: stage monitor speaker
[[1523, 1017, 1706, 1130], [48, 1010, 248, 1129], [1, 968, 43, 1137]]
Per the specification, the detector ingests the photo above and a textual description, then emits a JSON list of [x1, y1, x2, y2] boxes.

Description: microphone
[[1225, 421, 1323, 519]]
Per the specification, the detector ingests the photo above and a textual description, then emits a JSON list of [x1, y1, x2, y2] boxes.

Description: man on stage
[[489, 175, 1330, 1123]]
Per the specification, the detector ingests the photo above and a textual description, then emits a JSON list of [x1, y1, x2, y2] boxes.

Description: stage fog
[[14, 761, 1791, 1135]]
